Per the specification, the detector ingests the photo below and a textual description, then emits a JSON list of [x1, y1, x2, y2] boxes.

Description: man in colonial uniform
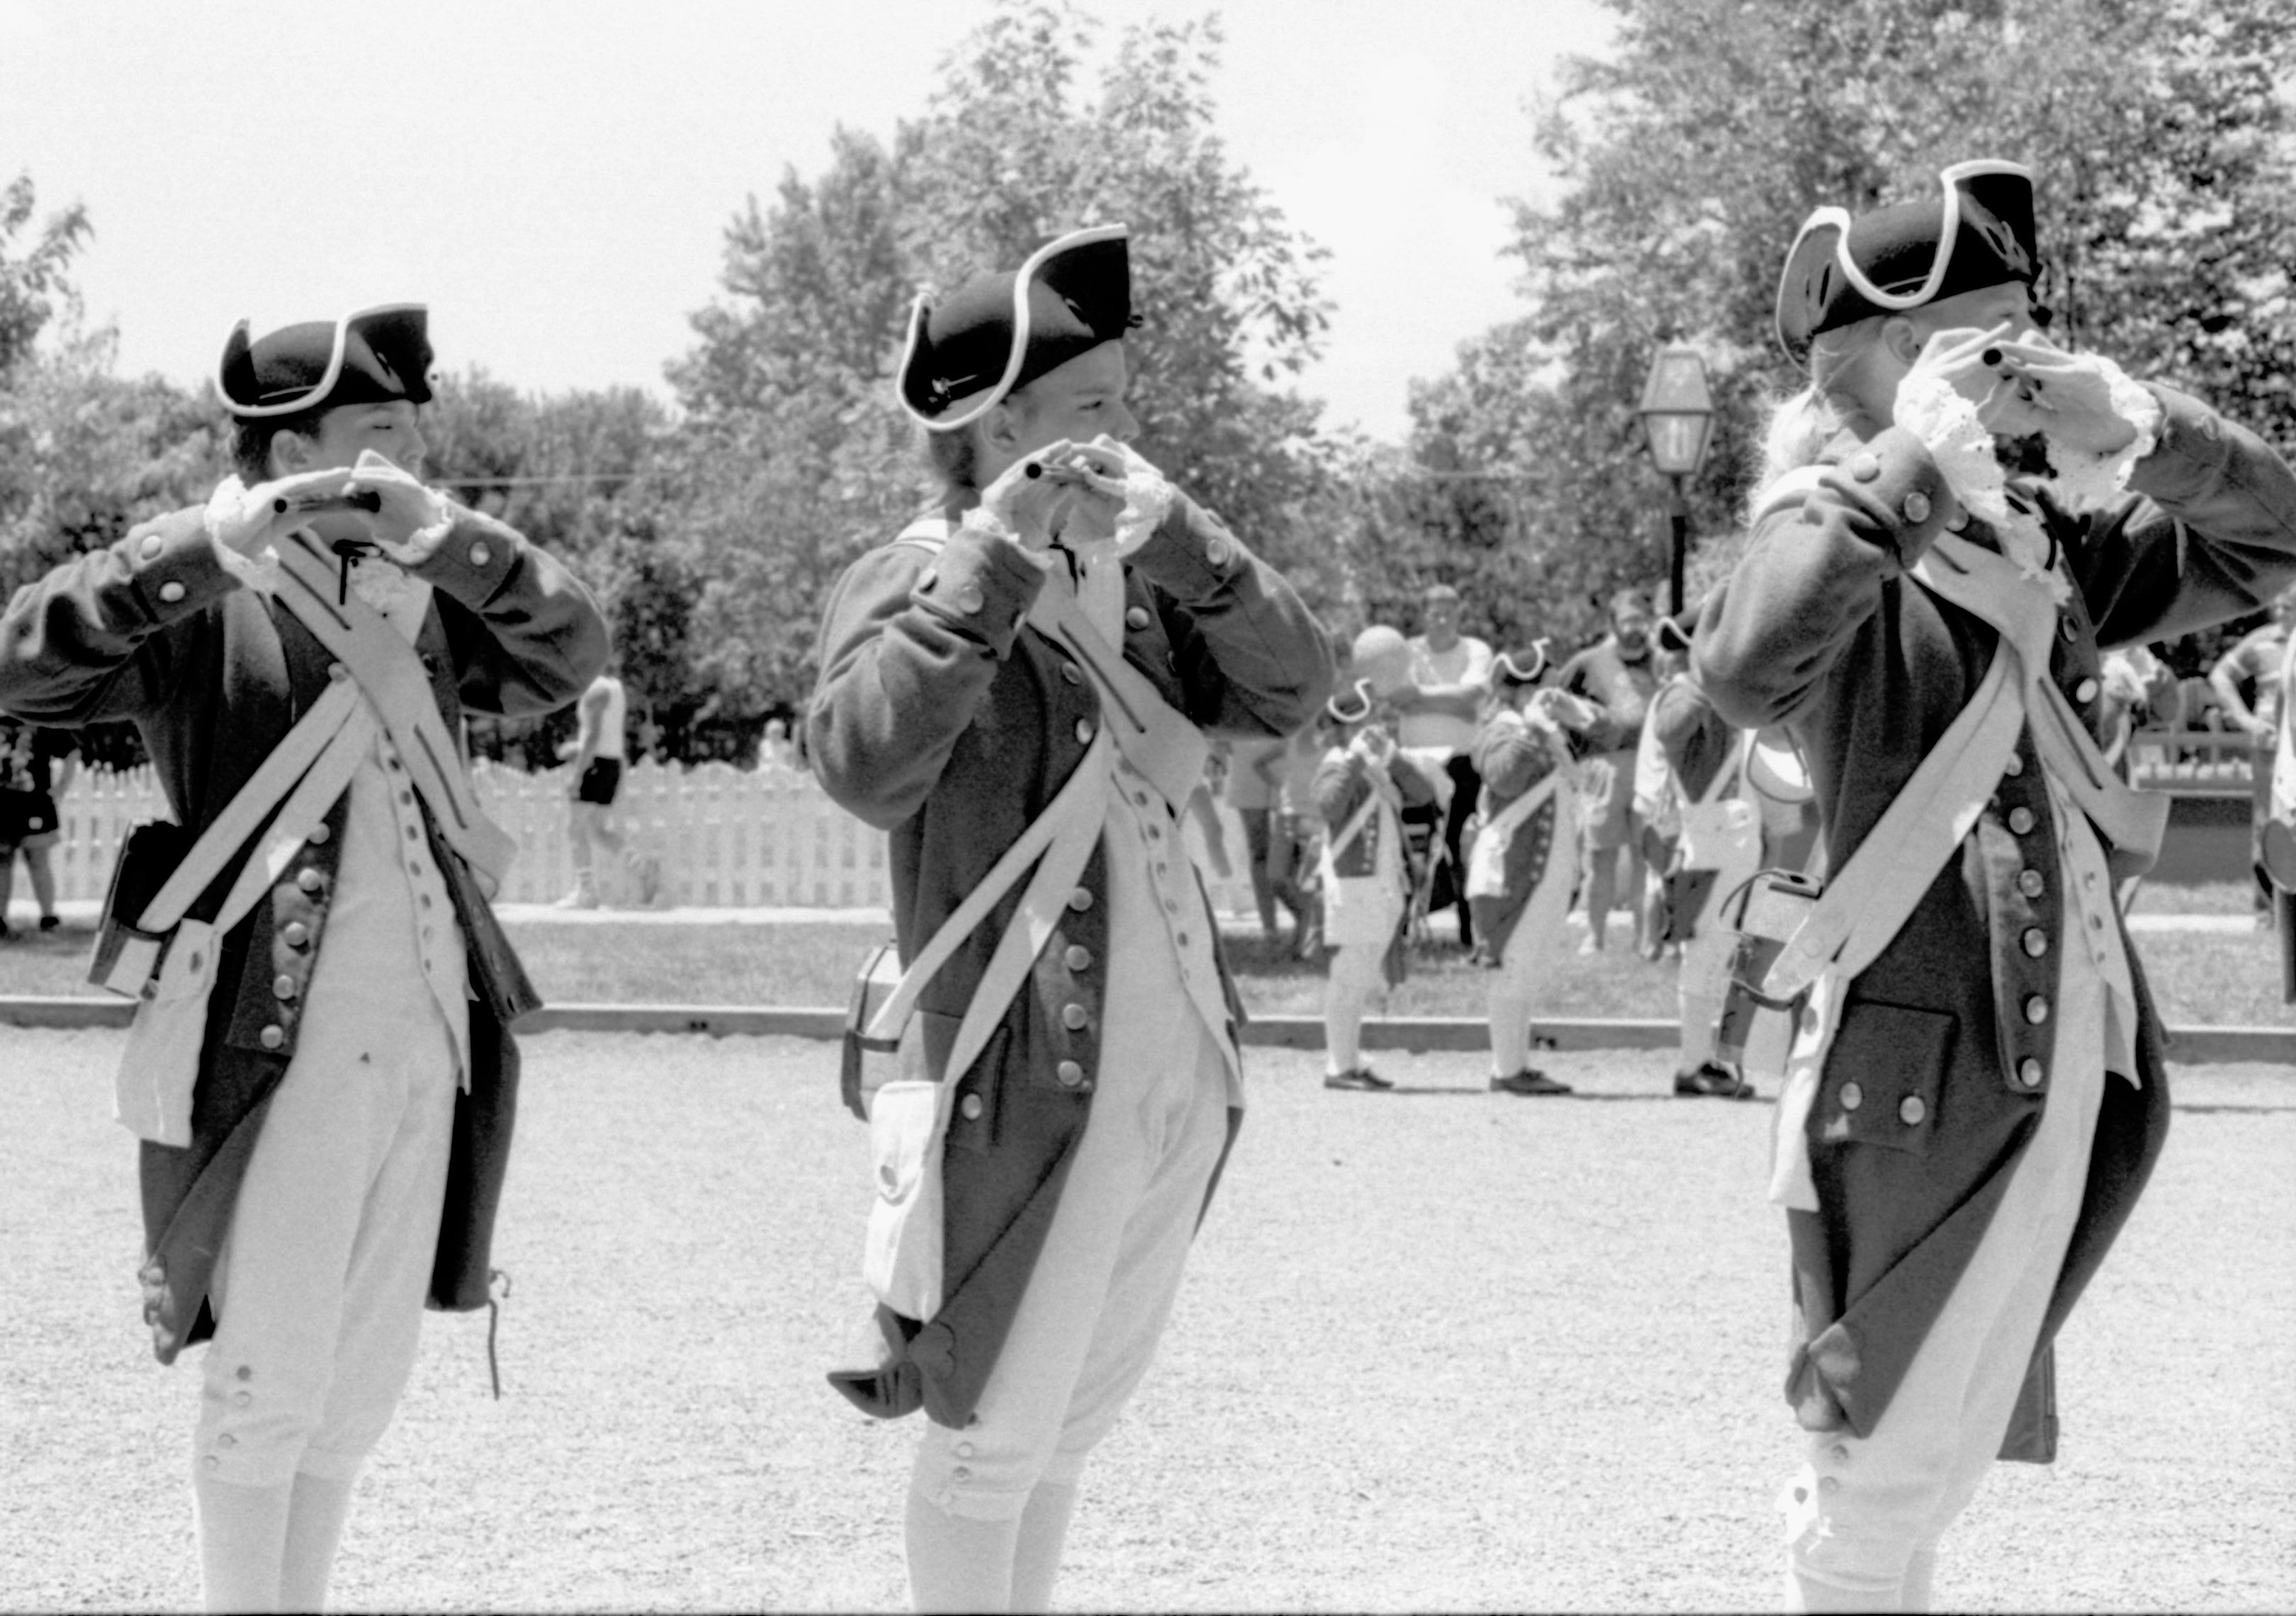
[[809, 226, 1331, 1612], [1696, 160, 2296, 1610], [0, 304, 604, 1610]]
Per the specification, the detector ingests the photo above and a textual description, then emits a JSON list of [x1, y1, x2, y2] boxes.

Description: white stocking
[[195, 1474, 292, 1613], [1010, 1479, 1081, 1613], [906, 1473, 1020, 1614], [278, 1470, 359, 1612]]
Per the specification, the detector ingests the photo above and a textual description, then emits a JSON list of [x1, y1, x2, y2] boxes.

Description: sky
[[0, 0, 1616, 445]]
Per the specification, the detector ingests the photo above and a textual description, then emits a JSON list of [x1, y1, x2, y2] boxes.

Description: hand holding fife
[[343, 451, 456, 561], [1907, 323, 2139, 458], [976, 439, 1130, 561], [209, 467, 359, 556]]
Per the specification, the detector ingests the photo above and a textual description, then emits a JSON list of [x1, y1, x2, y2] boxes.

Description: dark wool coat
[[1694, 384, 2296, 1452], [809, 496, 1332, 1429], [1464, 708, 1575, 964], [0, 502, 606, 1362]]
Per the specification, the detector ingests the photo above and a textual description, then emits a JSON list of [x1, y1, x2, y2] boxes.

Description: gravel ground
[[4, 1030, 2290, 1613]]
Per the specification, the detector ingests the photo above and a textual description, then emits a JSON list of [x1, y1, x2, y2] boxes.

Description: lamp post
[[1636, 343, 1715, 617]]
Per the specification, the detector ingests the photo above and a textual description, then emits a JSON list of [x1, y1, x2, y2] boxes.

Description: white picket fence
[[43, 758, 1262, 915]]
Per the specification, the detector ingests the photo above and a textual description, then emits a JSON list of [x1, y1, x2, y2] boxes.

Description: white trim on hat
[[1774, 159, 2032, 363], [899, 223, 1130, 433], [218, 301, 427, 419]]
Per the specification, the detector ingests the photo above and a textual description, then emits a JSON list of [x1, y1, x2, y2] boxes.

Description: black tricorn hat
[[1491, 641, 1553, 688], [1775, 159, 2039, 366], [897, 225, 1137, 430], [218, 303, 434, 418], [1325, 678, 1378, 724], [1654, 605, 1701, 655]]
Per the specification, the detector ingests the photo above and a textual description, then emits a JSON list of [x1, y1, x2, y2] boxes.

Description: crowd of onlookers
[[1194, 577, 2296, 1098]]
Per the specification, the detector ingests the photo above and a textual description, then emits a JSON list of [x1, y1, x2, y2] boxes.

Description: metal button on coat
[[2021, 927, 2048, 958], [2059, 616, 2078, 641], [297, 869, 324, 894], [158, 580, 186, 604], [328, 662, 350, 682], [1847, 453, 1881, 483], [2019, 1057, 2044, 1087], [468, 542, 492, 568], [918, 567, 938, 591], [272, 974, 297, 1001], [283, 920, 310, 948], [1838, 1082, 1864, 1112], [2018, 868, 2044, 898], [259, 1025, 285, 1050], [1061, 662, 1081, 684], [960, 1094, 984, 1121], [140, 534, 166, 559], [1204, 537, 1230, 567], [1068, 887, 1093, 911], [2024, 995, 2049, 1025], [2075, 677, 2100, 704], [1901, 491, 1931, 523], [1075, 719, 1094, 744], [2008, 806, 2035, 834], [1064, 945, 1092, 971], [1057, 1060, 1084, 1087], [1945, 510, 1969, 533], [1062, 1004, 1089, 1031], [1125, 605, 1152, 631], [2003, 754, 2024, 776], [1899, 1095, 1926, 1125], [305, 823, 330, 845], [955, 583, 985, 615]]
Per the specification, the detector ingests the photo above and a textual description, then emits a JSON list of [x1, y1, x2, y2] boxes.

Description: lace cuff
[[2049, 358, 2161, 512], [1891, 372, 2010, 524]]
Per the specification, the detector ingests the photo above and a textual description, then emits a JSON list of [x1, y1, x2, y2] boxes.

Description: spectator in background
[[1393, 583, 1494, 949], [2208, 590, 2296, 920], [1220, 733, 1289, 941], [556, 656, 661, 909], [1557, 587, 1662, 956], [757, 716, 797, 773], [0, 719, 74, 937], [1270, 722, 1325, 957]]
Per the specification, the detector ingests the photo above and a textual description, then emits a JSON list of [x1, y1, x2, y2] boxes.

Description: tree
[[661, 0, 1336, 727], [1390, 0, 2296, 634], [0, 172, 91, 377]]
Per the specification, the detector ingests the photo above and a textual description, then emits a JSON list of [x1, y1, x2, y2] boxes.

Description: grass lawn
[[6, 1030, 2290, 1612], [1, 887, 2286, 1027]]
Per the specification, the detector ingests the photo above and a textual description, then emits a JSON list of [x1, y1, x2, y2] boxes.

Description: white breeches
[[1485, 851, 1576, 1075], [196, 945, 460, 1488], [911, 994, 1232, 1523]]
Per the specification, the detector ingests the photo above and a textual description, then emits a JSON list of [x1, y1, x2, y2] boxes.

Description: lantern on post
[[1636, 343, 1715, 617]]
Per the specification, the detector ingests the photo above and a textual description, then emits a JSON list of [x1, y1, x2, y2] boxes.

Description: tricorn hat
[[218, 303, 434, 418], [1325, 679, 1378, 725], [897, 225, 1137, 431], [1774, 159, 2039, 366], [1490, 642, 1552, 688]]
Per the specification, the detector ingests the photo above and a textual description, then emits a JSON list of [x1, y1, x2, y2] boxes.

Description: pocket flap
[[867, 1079, 946, 1207], [1818, 1001, 1954, 1156]]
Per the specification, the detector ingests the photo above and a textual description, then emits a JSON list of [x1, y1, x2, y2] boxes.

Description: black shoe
[[1324, 1067, 1394, 1092], [1675, 1062, 1755, 1099], [37, 914, 59, 933], [1491, 1069, 1572, 1096]]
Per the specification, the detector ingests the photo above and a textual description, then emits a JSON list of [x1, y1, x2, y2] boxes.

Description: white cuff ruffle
[[1891, 371, 2011, 525], [2049, 359, 2161, 512]]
